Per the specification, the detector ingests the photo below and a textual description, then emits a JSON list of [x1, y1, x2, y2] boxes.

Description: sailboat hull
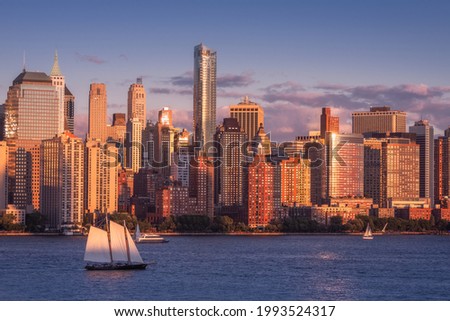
[[85, 263, 147, 270], [362, 236, 374, 240]]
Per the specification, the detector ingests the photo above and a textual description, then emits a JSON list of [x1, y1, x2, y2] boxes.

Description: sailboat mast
[[123, 221, 131, 264], [106, 214, 113, 263]]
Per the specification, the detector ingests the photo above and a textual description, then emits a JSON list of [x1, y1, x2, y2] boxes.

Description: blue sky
[[1, 0, 449, 140]]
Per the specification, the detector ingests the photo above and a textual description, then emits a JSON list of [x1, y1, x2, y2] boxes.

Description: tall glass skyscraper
[[193, 43, 216, 151]]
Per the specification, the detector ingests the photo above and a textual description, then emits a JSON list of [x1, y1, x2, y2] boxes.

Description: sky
[[0, 0, 449, 141]]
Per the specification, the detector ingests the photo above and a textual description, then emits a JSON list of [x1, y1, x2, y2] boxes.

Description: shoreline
[[0, 231, 448, 237]]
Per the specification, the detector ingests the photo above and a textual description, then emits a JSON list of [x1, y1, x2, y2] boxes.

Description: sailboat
[[381, 223, 388, 234], [363, 223, 374, 240], [84, 218, 147, 270]]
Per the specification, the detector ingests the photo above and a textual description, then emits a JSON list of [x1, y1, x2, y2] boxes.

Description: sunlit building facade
[[352, 106, 407, 134], [193, 43, 216, 150], [127, 78, 146, 129], [280, 157, 311, 207], [40, 132, 84, 229], [326, 133, 364, 199], [88, 83, 107, 142], [85, 139, 118, 214], [229, 96, 264, 141]]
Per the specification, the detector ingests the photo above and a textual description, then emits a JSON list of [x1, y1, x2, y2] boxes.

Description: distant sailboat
[[135, 223, 141, 242], [363, 223, 374, 240], [84, 218, 147, 270], [134, 223, 168, 243], [381, 223, 388, 234]]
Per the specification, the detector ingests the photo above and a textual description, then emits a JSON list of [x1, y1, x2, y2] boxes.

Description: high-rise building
[[188, 155, 214, 217], [0, 141, 7, 209], [435, 128, 450, 206], [0, 104, 5, 141], [246, 152, 275, 228], [409, 120, 434, 203], [88, 83, 107, 141], [364, 137, 420, 207], [320, 107, 339, 139], [193, 43, 216, 150], [64, 86, 75, 134], [253, 124, 271, 155], [50, 51, 66, 135], [126, 118, 142, 173], [107, 113, 127, 142], [153, 108, 176, 178], [4, 70, 59, 140], [214, 118, 247, 212], [352, 106, 407, 134], [40, 132, 84, 230], [85, 140, 118, 214], [127, 78, 146, 129], [326, 133, 364, 199], [280, 157, 311, 207], [229, 96, 264, 141], [295, 135, 327, 205]]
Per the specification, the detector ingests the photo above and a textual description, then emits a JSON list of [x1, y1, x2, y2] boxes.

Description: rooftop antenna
[[22, 50, 26, 72]]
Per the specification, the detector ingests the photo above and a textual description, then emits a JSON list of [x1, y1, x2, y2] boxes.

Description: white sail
[[109, 221, 129, 262], [126, 227, 144, 263], [135, 224, 141, 242], [84, 226, 111, 263], [364, 224, 373, 237], [382, 223, 388, 233]]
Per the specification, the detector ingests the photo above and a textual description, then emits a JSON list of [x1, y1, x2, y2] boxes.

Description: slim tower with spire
[[50, 50, 65, 134]]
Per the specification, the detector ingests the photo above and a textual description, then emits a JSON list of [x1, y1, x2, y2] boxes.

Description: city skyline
[[1, 1, 450, 141]]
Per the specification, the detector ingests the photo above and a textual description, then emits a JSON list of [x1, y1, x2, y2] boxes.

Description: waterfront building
[[352, 106, 407, 134], [214, 118, 247, 212], [364, 137, 420, 207], [40, 132, 84, 230], [0, 204, 26, 225], [246, 150, 275, 228], [409, 120, 434, 204], [280, 157, 311, 207], [434, 128, 450, 206], [85, 139, 118, 214], [325, 133, 364, 199], [88, 83, 107, 142], [127, 78, 147, 129], [193, 43, 216, 151], [320, 107, 339, 139], [0, 141, 7, 209], [188, 155, 214, 217], [229, 96, 264, 141]]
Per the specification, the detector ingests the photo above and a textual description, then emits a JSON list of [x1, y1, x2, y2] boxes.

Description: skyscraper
[[4, 70, 59, 140], [352, 106, 407, 134], [193, 43, 216, 150], [64, 86, 75, 134], [229, 96, 264, 141], [326, 133, 364, 199], [0, 142, 7, 209], [320, 107, 339, 139], [214, 118, 247, 212], [85, 140, 118, 214], [246, 152, 275, 228], [435, 128, 450, 206], [126, 118, 142, 173], [153, 107, 176, 178], [409, 120, 434, 203], [50, 51, 66, 135], [88, 83, 107, 142], [127, 78, 146, 129], [40, 132, 84, 230], [188, 155, 214, 217], [364, 137, 420, 207], [280, 157, 311, 207]]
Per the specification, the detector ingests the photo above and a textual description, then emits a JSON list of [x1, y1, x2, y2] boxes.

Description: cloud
[[170, 71, 193, 87], [119, 54, 128, 61], [150, 87, 191, 95], [75, 52, 106, 64], [217, 71, 255, 88], [258, 81, 450, 139]]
